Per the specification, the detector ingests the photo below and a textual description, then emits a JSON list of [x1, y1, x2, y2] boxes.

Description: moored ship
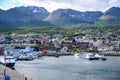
[[0, 55, 16, 68]]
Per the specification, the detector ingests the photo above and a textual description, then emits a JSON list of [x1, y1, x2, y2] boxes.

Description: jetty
[[0, 64, 32, 80], [37, 52, 73, 58]]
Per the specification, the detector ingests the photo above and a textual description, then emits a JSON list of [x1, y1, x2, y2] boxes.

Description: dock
[[0, 64, 32, 80], [37, 52, 73, 58]]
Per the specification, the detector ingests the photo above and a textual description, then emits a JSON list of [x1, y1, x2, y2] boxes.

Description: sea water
[[15, 56, 120, 80]]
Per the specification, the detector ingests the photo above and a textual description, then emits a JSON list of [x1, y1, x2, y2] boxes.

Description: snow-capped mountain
[[0, 6, 49, 22], [44, 9, 103, 25], [0, 6, 120, 27]]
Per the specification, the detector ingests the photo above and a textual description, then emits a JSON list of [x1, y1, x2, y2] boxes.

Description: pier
[[37, 52, 73, 58], [0, 64, 32, 80]]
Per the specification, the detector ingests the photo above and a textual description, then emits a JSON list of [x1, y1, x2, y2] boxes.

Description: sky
[[0, 0, 120, 12]]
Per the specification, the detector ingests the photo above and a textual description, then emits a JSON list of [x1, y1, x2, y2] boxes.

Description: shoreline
[[104, 53, 120, 56], [37, 52, 120, 58]]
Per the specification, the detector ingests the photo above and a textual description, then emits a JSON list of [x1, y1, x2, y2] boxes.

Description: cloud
[[16, 0, 69, 12], [16, 0, 40, 6], [2, 0, 120, 12], [0, 6, 4, 9], [0, 0, 22, 10], [108, 0, 120, 7]]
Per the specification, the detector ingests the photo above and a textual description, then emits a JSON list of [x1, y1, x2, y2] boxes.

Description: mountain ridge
[[44, 9, 103, 25], [0, 6, 120, 27], [100, 7, 120, 20]]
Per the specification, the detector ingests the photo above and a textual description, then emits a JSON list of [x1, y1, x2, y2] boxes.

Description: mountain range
[[0, 6, 120, 27]]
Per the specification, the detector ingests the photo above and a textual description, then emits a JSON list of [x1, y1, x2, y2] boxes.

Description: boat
[[74, 52, 80, 58], [17, 55, 35, 61], [80, 52, 96, 60], [74, 52, 107, 61], [94, 54, 107, 61], [0, 55, 16, 68], [0, 47, 16, 68]]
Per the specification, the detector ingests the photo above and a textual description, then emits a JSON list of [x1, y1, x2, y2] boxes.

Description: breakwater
[[96, 52, 120, 56], [104, 53, 120, 56], [37, 52, 120, 58], [0, 64, 32, 80], [73, 52, 120, 56], [37, 52, 73, 58]]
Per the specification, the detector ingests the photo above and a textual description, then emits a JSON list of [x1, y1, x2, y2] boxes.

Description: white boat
[[80, 52, 96, 60], [94, 54, 106, 60], [18, 55, 35, 61], [0, 55, 16, 68], [74, 52, 80, 58]]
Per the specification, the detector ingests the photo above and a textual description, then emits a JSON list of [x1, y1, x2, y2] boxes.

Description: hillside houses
[[0, 33, 119, 53]]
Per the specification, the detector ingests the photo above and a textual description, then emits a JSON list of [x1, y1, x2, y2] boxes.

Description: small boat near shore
[[0, 47, 16, 68], [17, 55, 35, 61], [0, 55, 16, 68], [74, 52, 80, 58], [80, 52, 96, 60], [94, 54, 107, 61], [74, 52, 107, 60]]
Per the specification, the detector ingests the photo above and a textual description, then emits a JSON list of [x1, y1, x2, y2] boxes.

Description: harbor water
[[15, 56, 120, 80]]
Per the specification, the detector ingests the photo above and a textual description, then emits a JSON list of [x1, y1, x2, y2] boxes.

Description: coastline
[[37, 52, 120, 58], [104, 53, 120, 56]]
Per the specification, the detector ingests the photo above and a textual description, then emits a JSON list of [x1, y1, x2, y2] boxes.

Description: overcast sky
[[0, 0, 120, 12]]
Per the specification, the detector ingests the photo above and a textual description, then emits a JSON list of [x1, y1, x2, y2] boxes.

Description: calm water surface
[[15, 56, 120, 80]]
